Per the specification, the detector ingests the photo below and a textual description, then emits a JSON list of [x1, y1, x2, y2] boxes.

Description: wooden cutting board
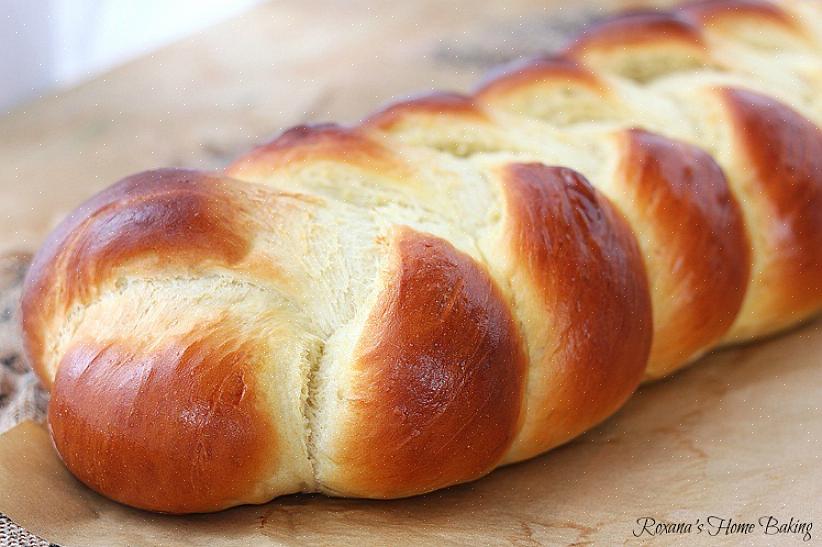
[[0, 0, 819, 545]]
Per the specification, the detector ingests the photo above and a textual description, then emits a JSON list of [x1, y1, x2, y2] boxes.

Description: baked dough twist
[[21, 0, 822, 513]]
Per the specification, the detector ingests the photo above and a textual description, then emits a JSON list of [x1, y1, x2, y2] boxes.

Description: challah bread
[[20, 0, 822, 513]]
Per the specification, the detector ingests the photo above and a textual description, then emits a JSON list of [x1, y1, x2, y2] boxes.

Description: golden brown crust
[[473, 56, 633, 126], [364, 92, 488, 131], [499, 164, 651, 459], [566, 11, 706, 54], [21, 169, 253, 386], [721, 87, 822, 336], [679, 0, 800, 31], [561, 10, 712, 81], [48, 324, 279, 514], [475, 55, 608, 103], [615, 129, 749, 375], [331, 227, 526, 498], [226, 123, 407, 180]]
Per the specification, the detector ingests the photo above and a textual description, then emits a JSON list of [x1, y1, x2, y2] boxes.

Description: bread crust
[[681, 0, 802, 31], [495, 164, 651, 461], [615, 128, 749, 373], [720, 87, 822, 340], [21, 170, 253, 387], [49, 327, 279, 513], [320, 227, 526, 497]]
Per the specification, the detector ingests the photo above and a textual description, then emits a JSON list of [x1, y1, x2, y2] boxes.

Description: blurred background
[[1, 0, 263, 111], [1, 0, 637, 255]]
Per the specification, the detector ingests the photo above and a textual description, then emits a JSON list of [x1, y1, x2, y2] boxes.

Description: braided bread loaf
[[20, 0, 822, 513]]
